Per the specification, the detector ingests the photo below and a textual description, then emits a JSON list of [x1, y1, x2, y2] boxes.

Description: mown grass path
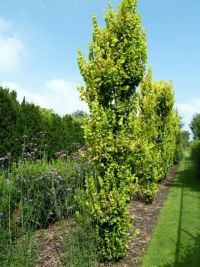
[[141, 154, 200, 267]]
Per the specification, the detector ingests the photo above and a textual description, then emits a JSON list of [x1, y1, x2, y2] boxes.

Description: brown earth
[[35, 165, 179, 267], [105, 165, 179, 267]]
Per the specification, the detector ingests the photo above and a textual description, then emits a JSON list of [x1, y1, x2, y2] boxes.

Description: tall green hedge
[[0, 88, 20, 157], [0, 87, 84, 161]]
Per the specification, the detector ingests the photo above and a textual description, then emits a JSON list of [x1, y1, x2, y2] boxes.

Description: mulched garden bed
[[35, 165, 179, 267], [106, 165, 179, 267]]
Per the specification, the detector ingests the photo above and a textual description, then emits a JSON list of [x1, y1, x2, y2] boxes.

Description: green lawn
[[141, 154, 200, 267]]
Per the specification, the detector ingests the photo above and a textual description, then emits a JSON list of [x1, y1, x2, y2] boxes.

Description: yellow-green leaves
[[78, 0, 146, 108], [77, 0, 146, 261], [76, 0, 180, 261], [131, 68, 179, 203]]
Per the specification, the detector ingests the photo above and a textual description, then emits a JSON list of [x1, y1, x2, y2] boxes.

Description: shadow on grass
[[164, 156, 200, 267], [173, 157, 200, 192], [164, 233, 200, 267]]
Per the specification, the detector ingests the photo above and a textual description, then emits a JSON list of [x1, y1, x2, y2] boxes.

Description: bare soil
[[106, 165, 179, 267]]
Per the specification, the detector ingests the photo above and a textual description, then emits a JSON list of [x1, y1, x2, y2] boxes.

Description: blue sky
[[0, 0, 200, 133]]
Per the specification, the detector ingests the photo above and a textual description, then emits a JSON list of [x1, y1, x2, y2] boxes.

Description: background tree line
[[0, 86, 84, 160]]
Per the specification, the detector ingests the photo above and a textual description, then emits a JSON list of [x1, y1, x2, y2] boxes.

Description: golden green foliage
[[130, 67, 179, 203], [77, 0, 179, 261], [77, 0, 147, 261]]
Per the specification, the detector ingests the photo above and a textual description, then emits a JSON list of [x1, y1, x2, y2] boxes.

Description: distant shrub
[[191, 141, 200, 168], [173, 145, 184, 164]]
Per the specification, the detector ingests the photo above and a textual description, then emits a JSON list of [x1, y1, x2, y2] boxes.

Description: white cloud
[[44, 79, 88, 115], [2, 79, 88, 115], [2, 82, 46, 107], [0, 17, 27, 72], [176, 98, 200, 134], [0, 37, 26, 72]]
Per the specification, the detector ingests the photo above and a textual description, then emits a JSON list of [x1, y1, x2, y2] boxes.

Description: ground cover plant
[[0, 149, 91, 266]]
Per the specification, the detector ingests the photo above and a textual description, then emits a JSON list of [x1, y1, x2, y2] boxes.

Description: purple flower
[[50, 187, 56, 194]]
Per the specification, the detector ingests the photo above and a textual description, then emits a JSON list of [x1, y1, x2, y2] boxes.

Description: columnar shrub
[[173, 115, 184, 164], [191, 141, 200, 167], [130, 68, 161, 202], [130, 68, 178, 203], [78, 0, 146, 261], [190, 113, 200, 140], [153, 80, 178, 179], [191, 113, 200, 167]]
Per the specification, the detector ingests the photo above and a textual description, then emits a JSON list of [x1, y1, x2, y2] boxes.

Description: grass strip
[[141, 155, 200, 267]]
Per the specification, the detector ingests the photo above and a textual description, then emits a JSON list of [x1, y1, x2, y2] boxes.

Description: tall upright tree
[[130, 68, 178, 203], [78, 0, 147, 260]]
